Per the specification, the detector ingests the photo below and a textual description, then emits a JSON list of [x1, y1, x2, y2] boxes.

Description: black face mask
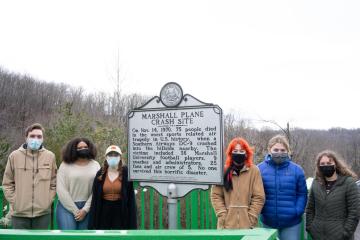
[[319, 165, 336, 178], [232, 152, 247, 168], [77, 148, 91, 159], [271, 152, 289, 164]]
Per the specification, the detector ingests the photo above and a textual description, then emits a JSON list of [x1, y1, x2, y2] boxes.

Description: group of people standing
[[211, 135, 360, 240], [2, 123, 137, 230], [2, 123, 360, 239]]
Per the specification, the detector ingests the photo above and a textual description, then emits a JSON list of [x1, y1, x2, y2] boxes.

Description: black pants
[[99, 199, 125, 230]]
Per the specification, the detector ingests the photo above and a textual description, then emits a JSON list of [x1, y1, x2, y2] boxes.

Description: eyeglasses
[[29, 134, 43, 139]]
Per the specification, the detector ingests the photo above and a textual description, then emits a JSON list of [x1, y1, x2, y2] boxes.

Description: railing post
[[200, 190, 205, 229], [0, 187, 4, 219], [191, 190, 199, 229], [177, 199, 182, 229], [186, 195, 191, 229], [149, 188, 154, 229], [141, 188, 145, 229], [159, 194, 163, 229], [205, 189, 210, 229]]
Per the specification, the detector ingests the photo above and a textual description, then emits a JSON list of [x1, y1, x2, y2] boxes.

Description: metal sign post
[[128, 82, 224, 229], [167, 183, 177, 229]]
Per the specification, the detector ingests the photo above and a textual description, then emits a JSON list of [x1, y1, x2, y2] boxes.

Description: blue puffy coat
[[258, 154, 307, 228]]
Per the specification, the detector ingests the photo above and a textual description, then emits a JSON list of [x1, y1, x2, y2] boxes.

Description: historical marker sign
[[128, 84, 223, 185]]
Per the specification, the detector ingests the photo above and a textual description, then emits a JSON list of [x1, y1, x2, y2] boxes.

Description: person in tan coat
[[211, 137, 265, 229], [2, 123, 57, 229]]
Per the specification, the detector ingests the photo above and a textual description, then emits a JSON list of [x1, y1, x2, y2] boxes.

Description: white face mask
[[106, 156, 120, 168]]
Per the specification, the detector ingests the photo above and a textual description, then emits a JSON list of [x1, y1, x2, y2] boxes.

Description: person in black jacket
[[355, 180, 360, 240], [306, 150, 360, 240], [88, 145, 137, 230]]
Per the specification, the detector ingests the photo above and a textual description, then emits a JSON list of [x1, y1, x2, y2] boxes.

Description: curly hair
[[224, 137, 254, 171], [62, 137, 97, 164], [315, 149, 358, 184]]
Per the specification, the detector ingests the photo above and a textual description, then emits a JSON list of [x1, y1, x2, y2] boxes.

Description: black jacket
[[88, 165, 137, 229], [306, 175, 360, 240]]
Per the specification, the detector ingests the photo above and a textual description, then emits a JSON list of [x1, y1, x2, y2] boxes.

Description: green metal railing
[[0, 185, 218, 230], [0, 186, 9, 220], [0, 229, 278, 240], [132, 183, 218, 230], [0, 185, 310, 239]]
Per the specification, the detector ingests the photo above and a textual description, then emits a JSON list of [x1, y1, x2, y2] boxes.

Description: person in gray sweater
[[306, 150, 360, 240], [56, 137, 100, 230]]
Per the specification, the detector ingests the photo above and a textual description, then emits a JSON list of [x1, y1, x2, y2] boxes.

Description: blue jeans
[[264, 222, 301, 240], [56, 201, 89, 230]]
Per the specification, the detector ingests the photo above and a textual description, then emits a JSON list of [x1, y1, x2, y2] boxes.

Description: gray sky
[[1, 0, 359, 130]]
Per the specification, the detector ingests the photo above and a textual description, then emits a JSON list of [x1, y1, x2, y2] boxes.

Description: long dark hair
[[315, 150, 357, 184], [62, 137, 97, 164]]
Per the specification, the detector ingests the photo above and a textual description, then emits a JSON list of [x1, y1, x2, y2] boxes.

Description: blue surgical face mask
[[27, 138, 43, 151], [106, 156, 121, 168]]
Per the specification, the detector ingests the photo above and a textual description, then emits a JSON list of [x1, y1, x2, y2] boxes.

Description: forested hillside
[[1, 67, 359, 180]]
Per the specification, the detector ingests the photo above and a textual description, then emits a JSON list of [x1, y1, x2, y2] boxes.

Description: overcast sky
[[1, 0, 359, 130]]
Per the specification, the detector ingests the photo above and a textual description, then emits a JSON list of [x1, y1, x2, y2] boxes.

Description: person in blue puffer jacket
[[258, 135, 307, 240]]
